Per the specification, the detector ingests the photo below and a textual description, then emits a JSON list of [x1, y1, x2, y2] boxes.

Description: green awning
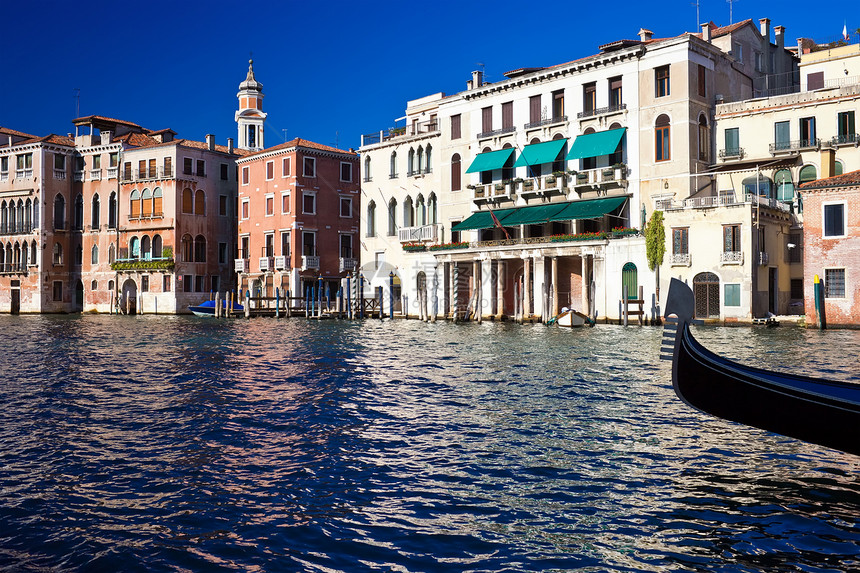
[[512, 139, 568, 168], [465, 148, 515, 173], [497, 203, 569, 226], [451, 208, 517, 231], [551, 196, 627, 221], [566, 128, 626, 160]]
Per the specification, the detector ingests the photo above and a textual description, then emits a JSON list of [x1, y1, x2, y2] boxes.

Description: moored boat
[[188, 299, 244, 317], [553, 308, 595, 327], [662, 277, 860, 456]]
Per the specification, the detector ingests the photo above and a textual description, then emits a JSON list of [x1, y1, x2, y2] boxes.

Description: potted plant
[[546, 174, 557, 186], [403, 242, 427, 252], [523, 179, 534, 191], [576, 171, 588, 183]]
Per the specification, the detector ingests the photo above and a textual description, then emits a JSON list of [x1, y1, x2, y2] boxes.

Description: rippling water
[[0, 315, 858, 572]]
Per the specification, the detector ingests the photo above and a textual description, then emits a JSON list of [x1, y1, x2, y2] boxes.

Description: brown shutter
[[148, 158, 156, 178], [502, 102, 513, 129], [530, 95, 541, 123], [482, 107, 492, 133], [807, 71, 824, 90], [451, 155, 461, 191]]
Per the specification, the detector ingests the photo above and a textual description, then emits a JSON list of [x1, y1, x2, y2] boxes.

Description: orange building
[[800, 170, 860, 327], [235, 138, 360, 301]]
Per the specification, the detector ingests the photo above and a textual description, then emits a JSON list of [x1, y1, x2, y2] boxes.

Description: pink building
[[235, 138, 360, 301]]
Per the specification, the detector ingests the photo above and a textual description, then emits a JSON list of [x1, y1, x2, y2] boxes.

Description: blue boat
[[188, 299, 243, 317]]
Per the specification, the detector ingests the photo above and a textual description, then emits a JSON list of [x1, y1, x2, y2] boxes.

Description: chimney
[[206, 134, 215, 151], [102, 131, 112, 144], [759, 18, 771, 41], [7, 136, 12, 147], [227, 137, 234, 154], [471, 70, 483, 89], [638, 28, 653, 42], [821, 148, 836, 179], [466, 79, 473, 90], [701, 22, 711, 43], [774, 25, 785, 49]]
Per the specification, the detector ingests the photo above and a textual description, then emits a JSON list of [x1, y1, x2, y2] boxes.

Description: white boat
[[554, 308, 594, 327]]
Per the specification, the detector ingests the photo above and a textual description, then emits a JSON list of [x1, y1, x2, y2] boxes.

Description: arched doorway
[[693, 272, 720, 318], [121, 278, 138, 315], [74, 280, 84, 312], [621, 262, 638, 299]]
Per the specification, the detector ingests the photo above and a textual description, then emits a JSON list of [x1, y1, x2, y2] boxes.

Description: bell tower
[[235, 59, 267, 151]]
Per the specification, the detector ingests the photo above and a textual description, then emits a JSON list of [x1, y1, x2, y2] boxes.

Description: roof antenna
[[282, 128, 288, 142], [691, 0, 700, 29], [73, 88, 81, 136], [726, 0, 738, 25]]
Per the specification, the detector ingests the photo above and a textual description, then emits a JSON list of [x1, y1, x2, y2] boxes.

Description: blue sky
[[1, 0, 856, 151]]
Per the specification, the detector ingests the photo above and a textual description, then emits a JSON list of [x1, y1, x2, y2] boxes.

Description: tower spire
[[235, 59, 267, 150]]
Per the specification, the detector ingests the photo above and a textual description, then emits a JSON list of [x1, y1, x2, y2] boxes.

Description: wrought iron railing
[[769, 138, 820, 153], [577, 104, 626, 119], [524, 115, 569, 129], [477, 126, 516, 139], [718, 147, 744, 159]]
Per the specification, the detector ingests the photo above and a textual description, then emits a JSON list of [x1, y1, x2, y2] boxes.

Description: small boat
[[553, 307, 595, 327], [662, 277, 860, 456], [188, 299, 243, 317]]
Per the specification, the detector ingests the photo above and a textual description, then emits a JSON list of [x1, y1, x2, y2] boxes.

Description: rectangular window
[[451, 114, 461, 139], [221, 163, 228, 180], [281, 231, 291, 257], [374, 251, 385, 270], [184, 157, 193, 175], [302, 231, 316, 256], [754, 52, 763, 72], [340, 233, 353, 258], [697, 64, 706, 97], [0, 156, 7, 174], [266, 194, 274, 216], [196, 160, 205, 177], [807, 71, 824, 91], [141, 275, 149, 293], [583, 82, 596, 113], [825, 268, 846, 298], [282, 157, 291, 176], [800, 117, 816, 145], [303, 192, 316, 214], [609, 77, 622, 107], [148, 158, 156, 178], [281, 193, 290, 214], [55, 154, 66, 170], [92, 155, 101, 169], [529, 95, 541, 124], [138, 160, 146, 178], [340, 196, 352, 218], [724, 128, 739, 154], [241, 236, 249, 259], [774, 121, 790, 150], [53, 281, 63, 301], [195, 275, 205, 293], [655, 125, 670, 161], [110, 152, 118, 168], [724, 284, 741, 306], [264, 234, 274, 257], [481, 106, 493, 133], [837, 111, 856, 143], [552, 89, 564, 118], [672, 228, 689, 254], [183, 275, 193, 292], [123, 161, 132, 180], [501, 101, 513, 129], [655, 65, 670, 98], [303, 156, 316, 177], [723, 224, 741, 252], [219, 195, 227, 216], [788, 232, 802, 264], [340, 162, 353, 182], [164, 157, 172, 177], [823, 203, 845, 237], [791, 279, 804, 299], [163, 275, 172, 292], [218, 242, 227, 264], [211, 276, 219, 294], [242, 166, 249, 185], [733, 42, 743, 61], [266, 161, 274, 180], [241, 199, 249, 220]]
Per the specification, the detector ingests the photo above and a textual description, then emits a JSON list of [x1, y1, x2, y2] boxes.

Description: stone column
[[481, 257, 492, 321], [496, 260, 505, 319], [523, 256, 532, 318], [552, 256, 559, 317], [451, 262, 458, 321], [533, 255, 546, 321]]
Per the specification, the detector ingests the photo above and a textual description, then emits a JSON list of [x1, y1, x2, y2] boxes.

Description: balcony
[[53, 169, 67, 180], [521, 174, 567, 197], [235, 258, 250, 273], [302, 255, 320, 271], [572, 165, 627, 190], [832, 133, 860, 147], [670, 253, 691, 266], [74, 171, 85, 182], [524, 115, 569, 130], [120, 166, 175, 183], [718, 147, 745, 160], [576, 103, 626, 119], [720, 251, 744, 265], [90, 169, 102, 181], [259, 256, 274, 272], [274, 255, 289, 270], [16, 169, 33, 179], [769, 139, 820, 154], [361, 119, 439, 146], [0, 172, 7, 182], [477, 126, 517, 139], [0, 222, 37, 235], [399, 224, 439, 243], [472, 181, 515, 203], [339, 257, 357, 272], [107, 167, 118, 179]]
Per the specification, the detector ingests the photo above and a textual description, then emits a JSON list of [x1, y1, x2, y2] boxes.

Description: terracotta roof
[[112, 132, 162, 148], [692, 19, 753, 41], [242, 138, 357, 159], [175, 139, 251, 156], [17, 133, 75, 146], [799, 169, 860, 190], [72, 115, 144, 129], [0, 126, 37, 139], [503, 67, 547, 78]]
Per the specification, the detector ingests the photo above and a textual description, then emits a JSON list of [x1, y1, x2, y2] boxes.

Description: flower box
[[403, 243, 426, 252], [523, 180, 534, 191], [549, 232, 608, 243], [428, 241, 470, 251], [576, 172, 589, 183]]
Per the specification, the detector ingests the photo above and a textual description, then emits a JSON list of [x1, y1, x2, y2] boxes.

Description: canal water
[[0, 315, 858, 572]]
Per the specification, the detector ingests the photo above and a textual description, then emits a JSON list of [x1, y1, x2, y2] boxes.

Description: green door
[[622, 262, 638, 300]]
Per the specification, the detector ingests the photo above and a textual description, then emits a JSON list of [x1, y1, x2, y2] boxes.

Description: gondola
[[188, 299, 243, 317], [662, 278, 860, 456]]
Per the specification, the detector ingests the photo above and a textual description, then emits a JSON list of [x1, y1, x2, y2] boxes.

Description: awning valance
[[567, 128, 626, 160], [512, 139, 568, 168], [551, 196, 627, 220], [450, 208, 517, 231], [496, 203, 568, 226], [465, 148, 515, 173]]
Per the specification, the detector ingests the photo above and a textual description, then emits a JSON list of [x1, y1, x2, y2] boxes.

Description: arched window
[[835, 160, 845, 177], [108, 244, 115, 263], [152, 234, 163, 259], [693, 272, 720, 319], [73, 194, 83, 230], [408, 148, 416, 175], [388, 198, 397, 236], [130, 236, 139, 259], [153, 188, 163, 216], [194, 189, 205, 215], [416, 194, 426, 226], [92, 280, 98, 291], [655, 114, 671, 162], [0, 201, 7, 230], [8, 200, 16, 230], [182, 188, 193, 214], [16, 200, 24, 232], [109, 192, 117, 228], [24, 198, 31, 231], [451, 154, 461, 191], [417, 146, 424, 173], [141, 188, 152, 217], [799, 164, 817, 184], [91, 194, 100, 229], [181, 234, 193, 262], [390, 151, 397, 178], [91, 244, 99, 264], [194, 234, 206, 262], [108, 279, 114, 292], [21, 242, 28, 267], [141, 235, 151, 260], [367, 200, 376, 237], [428, 193, 438, 225], [5, 243, 12, 270], [54, 195, 66, 230], [426, 144, 433, 173], [75, 244, 82, 266], [364, 156, 371, 181], [774, 169, 794, 202], [742, 174, 773, 199], [14, 243, 21, 270], [698, 114, 709, 161], [129, 189, 141, 218], [621, 262, 638, 300], [30, 240, 36, 266], [53, 242, 62, 265], [0, 242, 6, 269], [403, 196, 414, 227]]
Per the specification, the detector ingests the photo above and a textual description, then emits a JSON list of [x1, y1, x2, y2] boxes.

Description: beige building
[[360, 19, 795, 322]]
